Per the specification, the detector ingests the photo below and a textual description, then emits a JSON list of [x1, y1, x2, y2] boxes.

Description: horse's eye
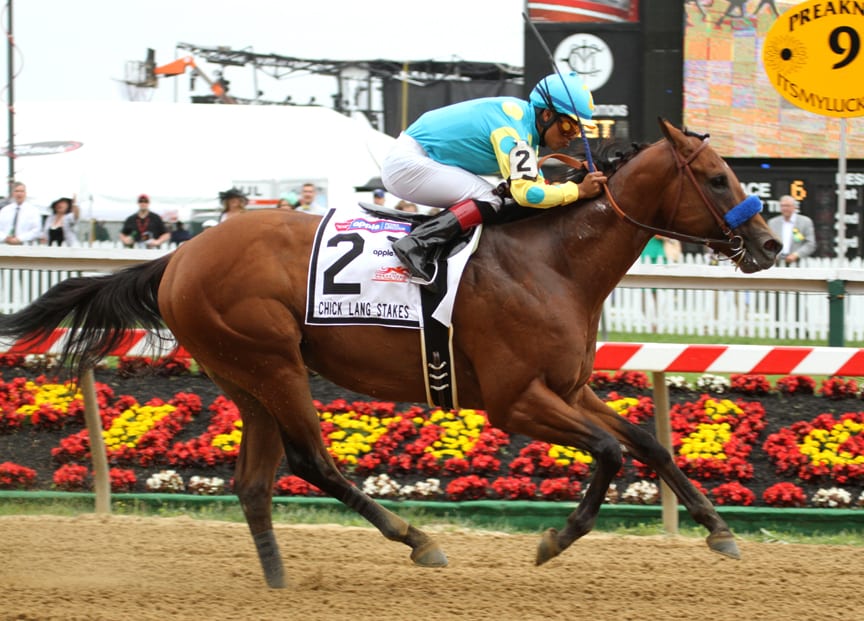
[[710, 175, 728, 189]]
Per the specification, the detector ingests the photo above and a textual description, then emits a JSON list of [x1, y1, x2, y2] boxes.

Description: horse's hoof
[[536, 528, 562, 566], [707, 531, 741, 560], [265, 572, 287, 589], [410, 540, 448, 567]]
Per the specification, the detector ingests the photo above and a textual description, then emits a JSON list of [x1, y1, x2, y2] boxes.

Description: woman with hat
[[218, 186, 249, 223], [42, 196, 80, 246]]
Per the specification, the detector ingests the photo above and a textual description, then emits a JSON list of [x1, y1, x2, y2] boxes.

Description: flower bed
[[1, 361, 863, 509]]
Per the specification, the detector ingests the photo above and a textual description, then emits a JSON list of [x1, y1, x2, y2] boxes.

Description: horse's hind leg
[[251, 372, 447, 573], [211, 376, 288, 588], [276, 425, 447, 568], [281, 399, 447, 567]]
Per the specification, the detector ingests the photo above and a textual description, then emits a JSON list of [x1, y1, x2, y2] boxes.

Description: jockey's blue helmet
[[529, 72, 597, 130]]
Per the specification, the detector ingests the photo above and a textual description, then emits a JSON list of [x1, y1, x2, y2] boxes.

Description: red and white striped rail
[[595, 342, 864, 376], [0, 329, 189, 358], [2, 330, 864, 376]]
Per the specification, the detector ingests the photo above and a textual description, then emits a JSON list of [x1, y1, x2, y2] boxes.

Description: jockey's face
[[540, 110, 579, 151]]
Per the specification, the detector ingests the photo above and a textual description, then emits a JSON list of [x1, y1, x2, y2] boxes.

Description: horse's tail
[[0, 253, 172, 377]]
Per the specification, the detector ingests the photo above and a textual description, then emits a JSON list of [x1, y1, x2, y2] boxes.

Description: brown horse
[[0, 120, 780, 588]]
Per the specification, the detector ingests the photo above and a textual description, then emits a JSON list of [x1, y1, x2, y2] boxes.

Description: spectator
[[92, 220, 110, 242], [43, 196, 80, 246], [170, 221, 192, 245], [119, 194, 169, 248], [373, 188, 387, 206], [295, 183, 327, 215], [768, 195, 816, 266], [276, 191, 298, 209], [0, 182, 43, 245], [662, 237, 682, 263], [218, 187, 249, 222], [640, 235, 666, 264], [276, 199, 291, 209], [394, 200, 418, 213]]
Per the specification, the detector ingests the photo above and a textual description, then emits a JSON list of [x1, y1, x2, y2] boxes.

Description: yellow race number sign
[[763, 1, 864, 117]]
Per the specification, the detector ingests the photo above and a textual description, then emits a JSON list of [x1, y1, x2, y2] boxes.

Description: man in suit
[[0, 182, 43, 245], [768, 195, 816, 266]]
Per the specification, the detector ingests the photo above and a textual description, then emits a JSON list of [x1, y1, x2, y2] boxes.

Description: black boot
[[393, 210, 462, 282]]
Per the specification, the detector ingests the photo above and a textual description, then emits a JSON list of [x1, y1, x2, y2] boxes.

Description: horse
[[0, 119, 781, 588]]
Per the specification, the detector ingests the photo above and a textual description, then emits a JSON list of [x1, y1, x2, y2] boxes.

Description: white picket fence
[[603, 255, 864, 341], [3, 246, 864, 342]]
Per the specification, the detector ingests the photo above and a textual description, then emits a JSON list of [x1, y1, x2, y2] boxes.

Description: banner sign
[[762, 0, 864, 117]]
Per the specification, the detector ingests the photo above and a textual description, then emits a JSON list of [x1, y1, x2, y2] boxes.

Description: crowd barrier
[[3, 331, 864, 532]]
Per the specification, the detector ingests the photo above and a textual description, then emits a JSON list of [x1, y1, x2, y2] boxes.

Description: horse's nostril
[[764, 238, 782, 254]]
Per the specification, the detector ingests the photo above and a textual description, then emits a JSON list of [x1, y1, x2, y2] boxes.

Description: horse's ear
[[657, 117, 686, 149], [657, 117, 676, 142], [657, 116, 678, 143]]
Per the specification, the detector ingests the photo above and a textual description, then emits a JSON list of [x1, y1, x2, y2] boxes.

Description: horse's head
[[654, 118, 781, 272]]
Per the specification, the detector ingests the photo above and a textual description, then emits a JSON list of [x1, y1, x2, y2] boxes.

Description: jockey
[[381, 71, 608, 283]]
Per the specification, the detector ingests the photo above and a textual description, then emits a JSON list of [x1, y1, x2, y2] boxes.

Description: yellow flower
[[103, 403, 176, 450], [704, 398, 743, 421], [680, 423, 731, 460], [15, 381, 82, 416], [800, 422, 864, 467]]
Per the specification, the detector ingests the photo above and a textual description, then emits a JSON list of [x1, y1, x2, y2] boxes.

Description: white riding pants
[[381, 133, 500, 209]]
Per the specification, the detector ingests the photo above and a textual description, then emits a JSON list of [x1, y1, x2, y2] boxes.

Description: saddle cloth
[[305, 203, 479, 329], [305, 204, 480, 410]]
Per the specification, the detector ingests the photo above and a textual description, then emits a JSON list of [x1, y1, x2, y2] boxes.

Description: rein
[[541, 138, 753, 259]]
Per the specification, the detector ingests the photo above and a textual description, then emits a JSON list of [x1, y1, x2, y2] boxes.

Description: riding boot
[[393, 199, 495, 282]]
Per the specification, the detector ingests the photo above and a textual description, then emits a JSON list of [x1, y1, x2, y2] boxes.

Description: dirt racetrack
[[1, 514, 861, 621]]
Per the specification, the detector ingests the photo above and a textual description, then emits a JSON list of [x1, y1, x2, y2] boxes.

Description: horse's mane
[[545, 127, 708, 184], [541, 139, 650, 185]]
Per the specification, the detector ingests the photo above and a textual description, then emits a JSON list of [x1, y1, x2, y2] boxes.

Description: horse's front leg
[[579, 388, 740, 560], [494, 378, 623, 565]]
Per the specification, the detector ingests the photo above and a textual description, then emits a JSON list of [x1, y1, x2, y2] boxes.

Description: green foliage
[[0, 497, 860, 546]]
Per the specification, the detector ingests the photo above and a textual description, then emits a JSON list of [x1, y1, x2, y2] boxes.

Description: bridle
[[542, 134, 761, 263]]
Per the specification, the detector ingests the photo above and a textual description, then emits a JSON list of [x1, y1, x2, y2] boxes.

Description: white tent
[[4, 101, 395, 222]]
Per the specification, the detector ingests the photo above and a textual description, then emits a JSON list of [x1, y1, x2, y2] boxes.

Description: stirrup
[[409, 260, 439, 287]]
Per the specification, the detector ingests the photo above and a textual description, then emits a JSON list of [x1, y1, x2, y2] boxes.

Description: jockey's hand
[[578, 171, 608, 199]]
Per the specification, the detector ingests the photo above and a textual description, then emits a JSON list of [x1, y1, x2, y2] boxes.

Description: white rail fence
[[3, 246, 864, 342]]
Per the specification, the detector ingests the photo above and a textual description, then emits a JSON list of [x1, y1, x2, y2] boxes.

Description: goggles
[[557, 116, 580, 138], [557, 115, 598, 137]]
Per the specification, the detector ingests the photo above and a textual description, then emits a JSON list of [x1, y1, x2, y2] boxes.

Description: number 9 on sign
[[762, 1, 864, 118]]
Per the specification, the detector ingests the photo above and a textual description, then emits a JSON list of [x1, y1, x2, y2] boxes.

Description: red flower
[[730, 374, 771, 395], [53, 463, 89, 491], [491, 476, 537, 500], [109, 468, 137, 492], [445, 475, 489, 501], [443, 457, 470, 475], [818, 377, 859, 400], [762, 482, 806, 507], [775, 375, 816, 395], [274, 475, 321, 496], [539, 477, 581, 501], [0, 462, 37, 489], [470, 454, 501, 475], [711, 482, 755, 506]]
